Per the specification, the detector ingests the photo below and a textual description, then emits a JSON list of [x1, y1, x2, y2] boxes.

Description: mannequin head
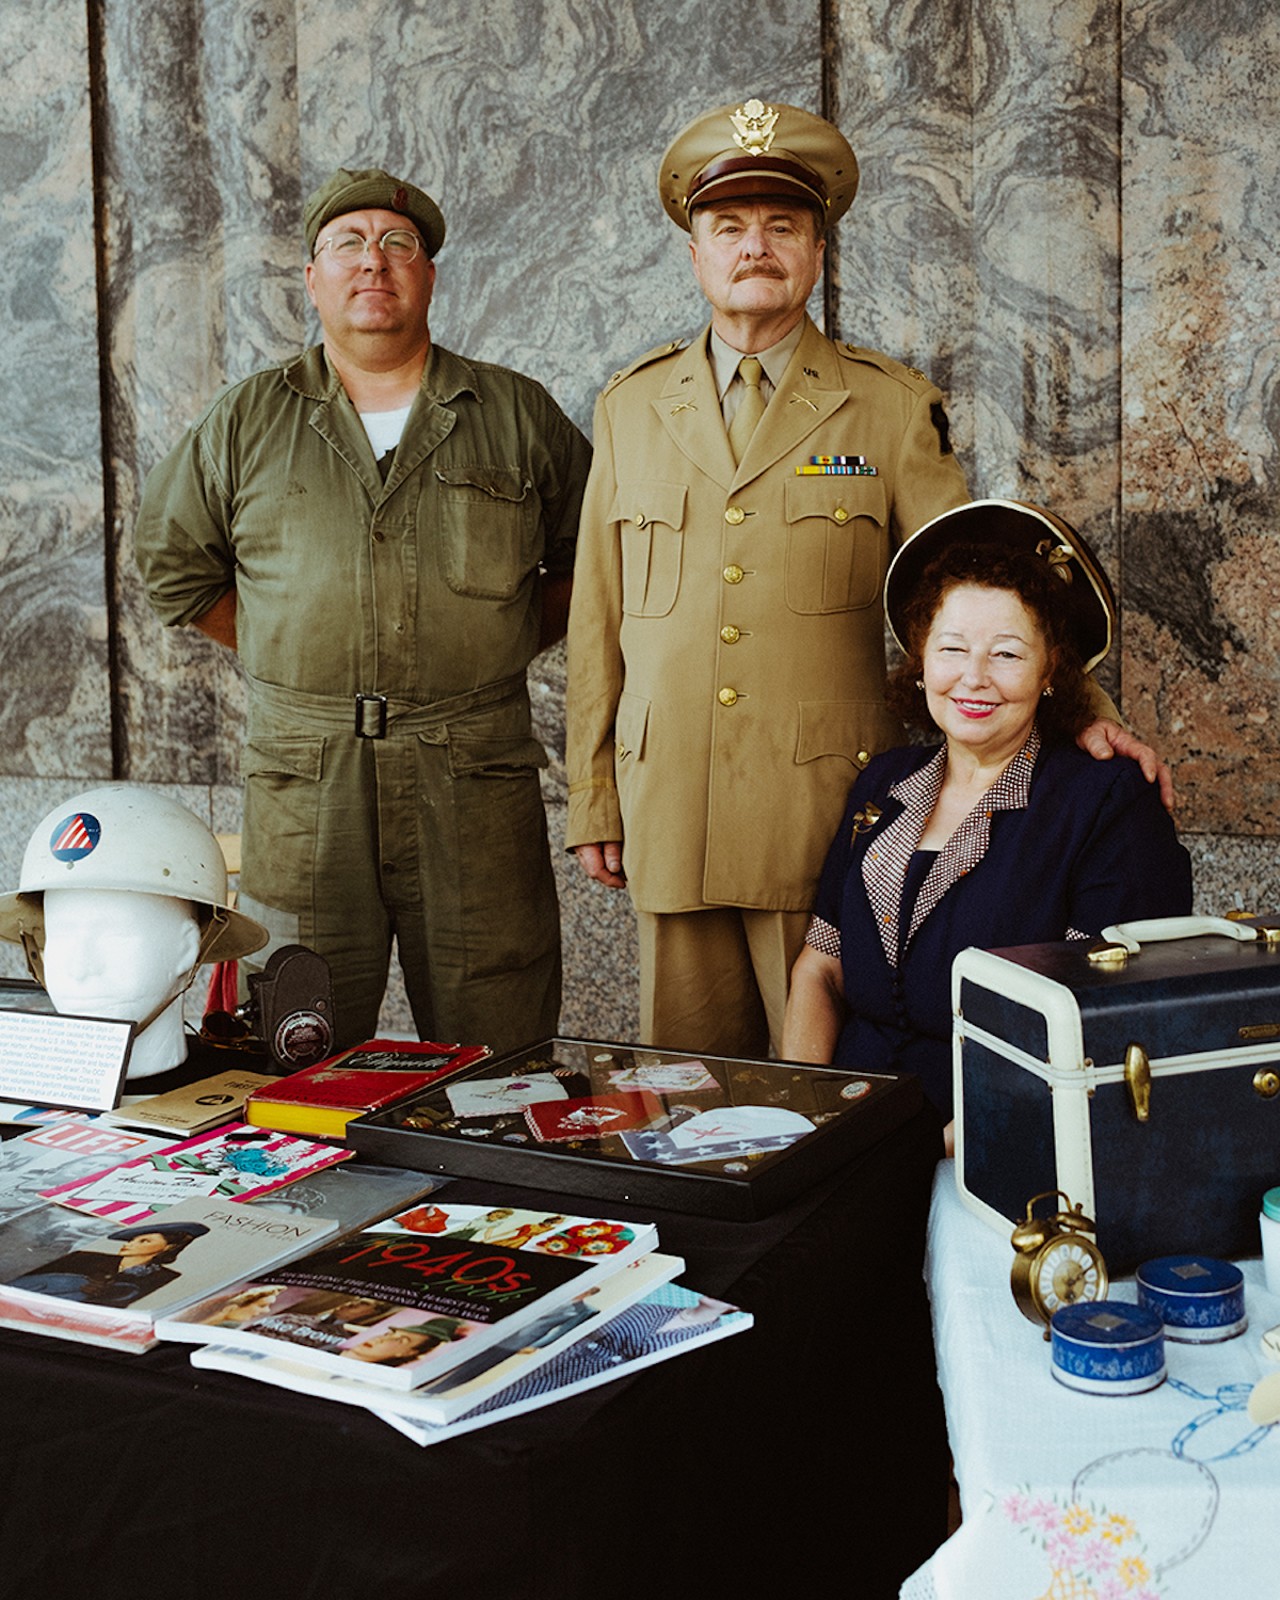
[[42, 888, 203, 1078], [0, 785, 268, 1083]]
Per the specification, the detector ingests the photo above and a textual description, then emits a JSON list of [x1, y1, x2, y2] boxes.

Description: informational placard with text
[[0, 1008, 133, 1112]]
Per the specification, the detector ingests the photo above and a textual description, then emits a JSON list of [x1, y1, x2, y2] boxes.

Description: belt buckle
[[354, 692, 389, 739]]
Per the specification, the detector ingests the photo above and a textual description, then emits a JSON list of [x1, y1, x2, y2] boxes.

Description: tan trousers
[[636, 906, 811, 1060]]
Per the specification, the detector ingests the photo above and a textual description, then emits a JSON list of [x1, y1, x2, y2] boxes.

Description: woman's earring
[[916, 679, 925, 691], [1042, 684, 1055, 698]]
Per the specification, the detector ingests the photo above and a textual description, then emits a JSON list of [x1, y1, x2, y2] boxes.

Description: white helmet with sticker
[[0, 784, 267, 974]]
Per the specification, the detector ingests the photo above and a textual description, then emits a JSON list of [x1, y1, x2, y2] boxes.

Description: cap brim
[[884, 498, 1116, 671], [0, 892, 269, 966]]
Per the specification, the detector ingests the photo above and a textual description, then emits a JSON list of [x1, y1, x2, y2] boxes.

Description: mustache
[[732, 264, 786, 281]]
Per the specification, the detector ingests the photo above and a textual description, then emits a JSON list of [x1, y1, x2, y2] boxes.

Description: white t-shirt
[[359, 404, 412, 461]]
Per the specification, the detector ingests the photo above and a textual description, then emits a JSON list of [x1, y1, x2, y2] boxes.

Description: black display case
[[349, 1036, 920, 1219]]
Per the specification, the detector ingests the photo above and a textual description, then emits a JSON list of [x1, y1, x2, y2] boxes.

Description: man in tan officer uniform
[[136, 167, 591, 1054], [565, 100, 1158, 1059]]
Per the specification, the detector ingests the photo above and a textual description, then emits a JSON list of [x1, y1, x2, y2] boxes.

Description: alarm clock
[[1010, 1190, 1109, 1336]]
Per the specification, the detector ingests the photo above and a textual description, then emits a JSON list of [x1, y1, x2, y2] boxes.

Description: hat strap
[[133, 914, 225, 1039]]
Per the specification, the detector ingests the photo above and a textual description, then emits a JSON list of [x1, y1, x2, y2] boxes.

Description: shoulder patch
[[836, 343, 937, 389], [604, 338, 689, 392], [931, 400, 953, 455]]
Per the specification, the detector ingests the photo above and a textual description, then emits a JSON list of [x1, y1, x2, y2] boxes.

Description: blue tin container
[[1050, 1301, 1166, 1395], [1136, 1254, 1247, 1342]]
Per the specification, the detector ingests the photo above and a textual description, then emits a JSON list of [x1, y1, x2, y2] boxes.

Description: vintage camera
[[243, 944, 336, 1072]]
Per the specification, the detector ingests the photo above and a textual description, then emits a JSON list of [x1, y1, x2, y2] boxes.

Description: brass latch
[[1124, 1042, 1151, 1121]]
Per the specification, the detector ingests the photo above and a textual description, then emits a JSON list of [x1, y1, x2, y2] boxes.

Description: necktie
[[728, 356, 766, 463]]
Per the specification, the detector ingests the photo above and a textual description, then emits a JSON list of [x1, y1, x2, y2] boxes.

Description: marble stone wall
[[1120, 0, 1280, 866], [828, 0, 1280, 916], [0, 3, 111, 780], [1, 0, 1277, 1036]]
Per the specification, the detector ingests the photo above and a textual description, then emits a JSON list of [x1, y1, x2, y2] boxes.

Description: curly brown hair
[[885, 543, 1096, 740]]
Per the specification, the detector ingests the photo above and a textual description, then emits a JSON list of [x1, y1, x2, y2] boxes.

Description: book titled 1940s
[[157, 1201, 659, 1392], [184, 1249, 685, 1427]]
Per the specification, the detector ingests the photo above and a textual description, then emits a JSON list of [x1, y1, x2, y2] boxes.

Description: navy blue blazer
[[810, 737, 1193, 1117]]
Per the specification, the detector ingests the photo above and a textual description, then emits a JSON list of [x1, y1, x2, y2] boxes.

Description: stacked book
[[0, 1105, 749, 1444], [158, 1199, 751, 1447], [0, 1111, 377, 1351]]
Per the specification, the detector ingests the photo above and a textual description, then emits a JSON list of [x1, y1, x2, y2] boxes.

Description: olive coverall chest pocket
[[434, 465, 538, 600]]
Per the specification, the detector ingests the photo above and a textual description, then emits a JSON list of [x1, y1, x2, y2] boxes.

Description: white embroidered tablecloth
[[903, 1163, 1278, 1600]]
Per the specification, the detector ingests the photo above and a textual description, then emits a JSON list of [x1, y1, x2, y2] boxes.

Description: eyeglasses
[[314, 228, 423, 266]]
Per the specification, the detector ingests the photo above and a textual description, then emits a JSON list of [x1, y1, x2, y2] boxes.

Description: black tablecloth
[[0, 1107, 946, 1600]]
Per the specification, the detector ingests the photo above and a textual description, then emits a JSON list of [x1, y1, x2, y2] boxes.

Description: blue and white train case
[[952, 916, 1280, 1273]]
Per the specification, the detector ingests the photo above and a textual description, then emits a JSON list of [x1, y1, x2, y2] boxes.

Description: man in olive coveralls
[[565, 101, 1160, 1060], [136, 167, 591, 1053]]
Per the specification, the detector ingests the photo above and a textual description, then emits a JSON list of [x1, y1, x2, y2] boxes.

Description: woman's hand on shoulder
[[1075, 718, 1175, 813]]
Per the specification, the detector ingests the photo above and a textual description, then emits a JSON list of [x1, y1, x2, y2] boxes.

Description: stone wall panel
[[0, 0, 1276, 1033]]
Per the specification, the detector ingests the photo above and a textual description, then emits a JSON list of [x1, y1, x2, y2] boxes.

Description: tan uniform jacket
[[565, 316, 970, 914]]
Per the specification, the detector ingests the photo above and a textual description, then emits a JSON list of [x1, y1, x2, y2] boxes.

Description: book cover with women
[[182, 1250, 685, 1425], [194, 1281, 752, 1447]]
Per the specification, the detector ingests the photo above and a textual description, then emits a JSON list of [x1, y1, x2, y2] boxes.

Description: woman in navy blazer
[[781, 502, 1191, 1143]]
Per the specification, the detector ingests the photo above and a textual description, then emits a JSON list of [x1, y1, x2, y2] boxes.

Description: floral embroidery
[[1003, 1488, 1163, 1598], [1063, 1506, 1096, 1537], [1101, 1514, 1137, 1547]]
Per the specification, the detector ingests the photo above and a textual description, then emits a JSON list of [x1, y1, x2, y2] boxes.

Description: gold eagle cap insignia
[[730, 99, 779, 155]]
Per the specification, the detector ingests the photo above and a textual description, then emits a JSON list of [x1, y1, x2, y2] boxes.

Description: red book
[[245, 1040, 489, 1139], [524, 1090, 664, 1144]]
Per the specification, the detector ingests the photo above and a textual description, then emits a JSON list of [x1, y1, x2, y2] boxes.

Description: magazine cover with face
[[0, 1195, 339, 1352]]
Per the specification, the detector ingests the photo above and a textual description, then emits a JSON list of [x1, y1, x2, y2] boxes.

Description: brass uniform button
[[718, 687, 739, 707], [720, 625, 741, 644], [833, 506, 850, 524], [856, 749, 870, 765], [724, 506, 746, 525], [723, 564, 744, 584], [634, 513, 647, 527]]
